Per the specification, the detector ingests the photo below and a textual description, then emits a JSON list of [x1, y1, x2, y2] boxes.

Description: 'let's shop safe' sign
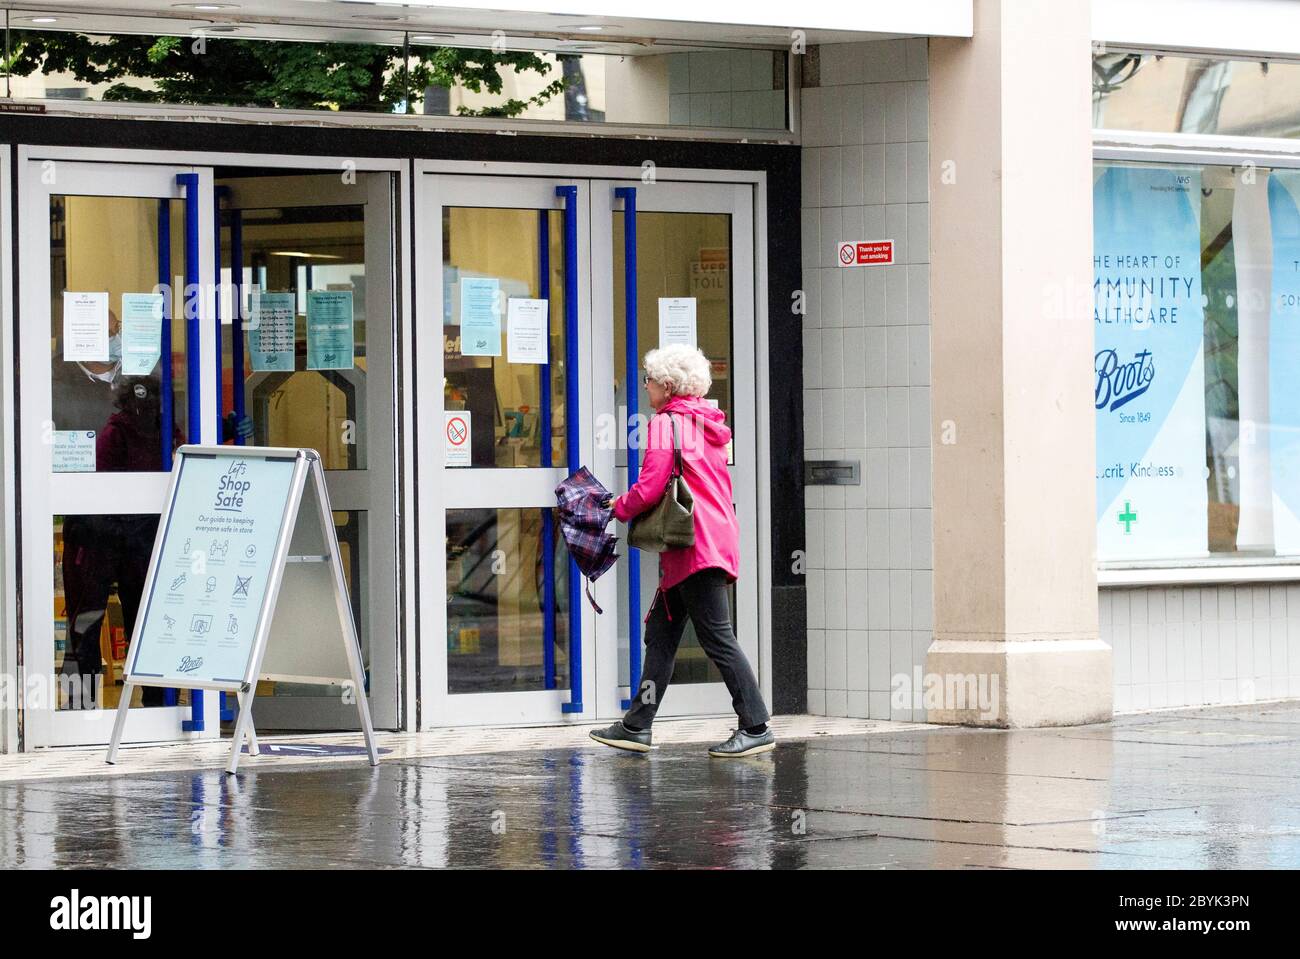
[[128, 453, 298, 686], [1093, 165, 1209, 562]]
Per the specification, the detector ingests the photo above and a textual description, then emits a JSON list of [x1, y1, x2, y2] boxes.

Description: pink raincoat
[[613, 395, 740, 590]]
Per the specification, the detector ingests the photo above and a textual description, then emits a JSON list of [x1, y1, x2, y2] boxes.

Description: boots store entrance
[[2, 138, 777, 750], [14, 147, 402, 748], [416, 166, 763, 728]]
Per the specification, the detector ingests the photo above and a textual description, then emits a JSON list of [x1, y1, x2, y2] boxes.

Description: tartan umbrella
[[554, 466, 618, 613]]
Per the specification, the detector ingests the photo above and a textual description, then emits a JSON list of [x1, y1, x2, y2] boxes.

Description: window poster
[[506, 297, 549, 364], [444, 410, 471, 467], [63, 291, 110, 362], [657, 297, 697, 348], [1093, 164, 1208, 561], [52, 430, 96, 473], [120, 292, 164, 376], [249, 291, 296, 372], [460, 277, 502, 357], [306, 290, 355, 371], [1267, 171, 1300, 553]]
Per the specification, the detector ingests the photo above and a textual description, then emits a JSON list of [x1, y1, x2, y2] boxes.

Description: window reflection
[[50, 196, 186, 474], [1093, 52, 1300, 139], [54, 514, 173, 710], [219, 178, 373, 471], [446, 508, 569, 694], [611, 210, 733, 685], [441, 207, 567, 468], [1092, 160, 1300, 561]]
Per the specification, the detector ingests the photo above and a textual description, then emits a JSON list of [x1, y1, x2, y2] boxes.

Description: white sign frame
[[106, 445, 378, 773]]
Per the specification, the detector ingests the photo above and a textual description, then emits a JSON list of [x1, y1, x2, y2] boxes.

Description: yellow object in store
[[459, 627, 480, 655]]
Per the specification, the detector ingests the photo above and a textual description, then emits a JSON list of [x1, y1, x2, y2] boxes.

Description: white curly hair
[[643, 343, 712, 398]]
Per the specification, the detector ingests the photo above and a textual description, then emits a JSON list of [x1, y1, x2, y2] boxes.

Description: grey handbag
[[627, 412, 696, 553]]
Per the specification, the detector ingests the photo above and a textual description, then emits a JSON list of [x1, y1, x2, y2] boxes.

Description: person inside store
[[53, 308, 251, 710], [588, 343, 774, 758]]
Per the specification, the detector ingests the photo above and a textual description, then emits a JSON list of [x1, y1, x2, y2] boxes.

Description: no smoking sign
[[444, 411, 471, 467], [837, 239, 894, 267]]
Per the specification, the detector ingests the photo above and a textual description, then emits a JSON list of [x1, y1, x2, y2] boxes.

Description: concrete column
[[925, 0, 1111, 726], [1233, 176, 1273, 552]]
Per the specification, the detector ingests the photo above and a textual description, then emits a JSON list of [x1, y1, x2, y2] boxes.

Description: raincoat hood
[[658, 395, 731, 447]]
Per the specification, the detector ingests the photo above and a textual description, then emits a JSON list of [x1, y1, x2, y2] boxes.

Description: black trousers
[[623, 567, 769, 730]]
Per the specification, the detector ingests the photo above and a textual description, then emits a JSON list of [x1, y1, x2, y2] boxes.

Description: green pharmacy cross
[[1118, 501, 1138, 534]]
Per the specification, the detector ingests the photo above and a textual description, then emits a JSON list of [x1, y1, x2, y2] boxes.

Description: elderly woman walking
[[589, 343, 773, 758]]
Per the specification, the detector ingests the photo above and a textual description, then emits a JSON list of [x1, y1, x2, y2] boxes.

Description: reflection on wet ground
[[4, 702, 1300, 869]]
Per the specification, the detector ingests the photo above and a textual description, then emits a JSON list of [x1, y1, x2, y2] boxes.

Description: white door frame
[[0, 144, 17, 755], [218, 171, 402, 731], [588, 178, 760, 720], [12, 145, 412, 748], [1, 145, 773, 745], [19, 155, 218, 747], [415, 172, 598, 726], [414, 159, 772, 729]]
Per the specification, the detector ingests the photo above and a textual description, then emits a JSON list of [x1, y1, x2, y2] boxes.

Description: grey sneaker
[[589, 721, 652, 753], [708, 726, 776, 758]]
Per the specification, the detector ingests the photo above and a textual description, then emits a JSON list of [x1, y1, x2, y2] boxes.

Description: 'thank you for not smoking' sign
[[128, 451, 298, 686]]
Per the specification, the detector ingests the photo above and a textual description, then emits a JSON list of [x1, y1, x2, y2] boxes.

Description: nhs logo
[[1095, 348, 1155, 413]]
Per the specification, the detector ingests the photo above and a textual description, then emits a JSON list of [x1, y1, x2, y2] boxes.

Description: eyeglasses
[[642, 374, 653, 385]]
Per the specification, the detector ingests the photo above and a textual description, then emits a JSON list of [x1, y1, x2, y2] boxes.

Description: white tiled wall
[[666, 50, 787, 129], [801, 39, 932, 721], [1103, 585, 1300, 713]]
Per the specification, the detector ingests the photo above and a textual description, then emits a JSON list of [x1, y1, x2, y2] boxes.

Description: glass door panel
[[21, 159, 219, 747], [592, 180, 760, 721], [420, 173, 594, 727], [217, 170, 400, 731], [442, 206, 568, 469], [611, 209, 735, 691]]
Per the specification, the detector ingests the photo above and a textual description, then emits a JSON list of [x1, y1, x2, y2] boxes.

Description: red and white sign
[[444, 410, 471, 467], [836, 239, 894, 267]]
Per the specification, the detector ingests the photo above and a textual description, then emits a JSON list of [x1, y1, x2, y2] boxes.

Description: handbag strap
[[665, 411, 683, 477]]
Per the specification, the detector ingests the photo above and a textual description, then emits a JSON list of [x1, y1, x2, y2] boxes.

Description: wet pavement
[[3, 701, 1300, 868]]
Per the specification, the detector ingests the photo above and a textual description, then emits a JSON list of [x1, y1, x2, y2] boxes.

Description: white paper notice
[[63, 292, 110, 362], [52, 431, 96, 473], [507, 298, 549, 365], [445, 410, 471, 467], [658, 297, 697, 348]]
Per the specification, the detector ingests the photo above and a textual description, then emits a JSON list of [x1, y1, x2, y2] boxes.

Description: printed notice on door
[[52, 430, 96, 473], [120, 292, 165, 376], [460, 277, 502, 357], [249, 291, 296, 372], [658, 297, 697, 348], [507, 298, 549, 364], [63, 291, 110, 362], [445, 410, 471, 467], [306, 290, 355, 371]]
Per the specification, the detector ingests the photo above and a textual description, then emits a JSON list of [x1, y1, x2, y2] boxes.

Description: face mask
[[108, 334, 122, 362]]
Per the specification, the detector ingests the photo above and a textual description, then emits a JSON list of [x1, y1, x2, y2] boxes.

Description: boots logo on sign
[[836, 240, 894, 267], [1094, 348, 1155, 413]]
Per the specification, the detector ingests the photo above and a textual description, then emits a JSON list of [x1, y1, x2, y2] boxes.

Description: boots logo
[[177, 656, 204, 674], [49, 890, 151, 939], [1095, 348, 1155, 413], [213, 459, 251, 512]]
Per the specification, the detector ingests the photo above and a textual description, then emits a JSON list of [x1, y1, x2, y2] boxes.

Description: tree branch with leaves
[[3, 31, 570, 117]]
